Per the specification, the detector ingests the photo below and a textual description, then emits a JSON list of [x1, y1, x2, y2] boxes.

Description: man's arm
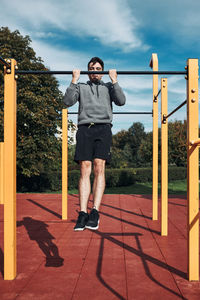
[[63, 69, 81, 107], [109, 69, 126, 106]]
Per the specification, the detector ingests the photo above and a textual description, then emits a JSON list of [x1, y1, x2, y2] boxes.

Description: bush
[[68, 168, 136, 189], [168, 166, 187, 181], [17, 166, 187, 192], [105, 169, 136, 187], [132, 166, 187, 183], [68, 170, 80, 189], [17, 172, 62, 192], [134, 168, 152, 182]]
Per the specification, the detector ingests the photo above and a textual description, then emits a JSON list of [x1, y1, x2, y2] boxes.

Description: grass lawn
[[18, 180, 188, 195], [67, 180, 188, 195]]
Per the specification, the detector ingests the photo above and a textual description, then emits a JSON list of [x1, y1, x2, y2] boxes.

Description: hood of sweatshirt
[[87, 80, 104, 97]]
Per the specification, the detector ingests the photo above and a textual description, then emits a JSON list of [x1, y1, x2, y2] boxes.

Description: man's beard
[[91, 78, 100, 83]]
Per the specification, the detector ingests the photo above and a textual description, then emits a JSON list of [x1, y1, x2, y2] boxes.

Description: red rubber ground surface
[[0, 194, 200, 299]]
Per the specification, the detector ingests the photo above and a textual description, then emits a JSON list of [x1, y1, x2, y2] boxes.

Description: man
[[63, 57, 126, 231]]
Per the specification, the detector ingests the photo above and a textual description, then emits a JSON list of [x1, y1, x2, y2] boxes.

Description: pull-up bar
[[14, 70, 187, 75], [68, 111, 153, 115]]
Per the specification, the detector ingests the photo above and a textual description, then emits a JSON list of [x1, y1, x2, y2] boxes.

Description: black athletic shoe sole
[[74, 227, 85, 231], [85, 220, 100, 230]]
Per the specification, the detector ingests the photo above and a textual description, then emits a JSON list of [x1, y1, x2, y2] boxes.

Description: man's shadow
[[17, 217, 64, 267]]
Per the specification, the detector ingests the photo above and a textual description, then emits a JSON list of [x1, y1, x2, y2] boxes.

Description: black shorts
[[74, 123, 112, 164]]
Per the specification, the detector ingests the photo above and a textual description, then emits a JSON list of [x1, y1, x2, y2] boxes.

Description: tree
[[111, 129, 133, 168], [0, 27, 73, 179], [139, 120, 187, 167], [138, 131, 153, 166], [127, 122, 147, 166], [168, 120, 187, 166], [111, 122, 147, 167]]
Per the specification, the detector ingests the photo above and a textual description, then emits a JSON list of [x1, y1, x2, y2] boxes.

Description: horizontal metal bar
[[163, 100, 187, 120], [190, 139, 200, 146], [68, 111, 153, 115], [15, 70, 187, 75], [0, 56, 10, 68]]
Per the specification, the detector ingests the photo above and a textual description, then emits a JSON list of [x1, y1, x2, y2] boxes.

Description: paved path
[[0, 194, 200, 299]]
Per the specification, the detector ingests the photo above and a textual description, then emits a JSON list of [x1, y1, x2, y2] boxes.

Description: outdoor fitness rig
[[0, 54, 199, 282]]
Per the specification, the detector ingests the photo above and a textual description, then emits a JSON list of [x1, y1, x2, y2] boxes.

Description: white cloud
[[119, 76, 152, 92], [167, 76, 186, 96], [1, 0, 146, 52], [31, 40, 89, 71], [30, 39, 94, 92]]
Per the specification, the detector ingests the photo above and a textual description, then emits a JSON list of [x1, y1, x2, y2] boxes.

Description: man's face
[[88, 62, 103, 83]]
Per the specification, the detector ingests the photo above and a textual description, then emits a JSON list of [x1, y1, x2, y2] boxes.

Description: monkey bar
[[14, 70, 187, 75]]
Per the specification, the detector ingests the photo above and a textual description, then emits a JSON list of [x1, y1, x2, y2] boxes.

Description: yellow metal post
[[4, 59, 17, 280], [62, 109, 68, 220], [0, 142, 4, 204], [150, 53, 158, 220], [161, 78, 168, 236], [187, 59, 199, 281]]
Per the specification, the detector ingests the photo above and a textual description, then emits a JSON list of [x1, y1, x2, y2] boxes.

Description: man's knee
[[93, 159, 106, 176], [80, 160, 92, 177]]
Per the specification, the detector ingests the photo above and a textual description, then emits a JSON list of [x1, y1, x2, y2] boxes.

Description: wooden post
[[4, 59, 17, 280], [62, 109, 68, 220], [161, 78, 168, 236], [0, 142, 4, 204], [187, 59, 199, 281], [150, 53, 159, 220]]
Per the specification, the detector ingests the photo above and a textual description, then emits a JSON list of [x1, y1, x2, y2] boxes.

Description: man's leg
[[92, 158, 106, 210], [85, 158, 105, 230], [74, 160, 92, 231], [79, 160, 92, 212]]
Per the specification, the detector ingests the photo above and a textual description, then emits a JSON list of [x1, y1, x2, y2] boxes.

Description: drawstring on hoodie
[[88, 81, 100, 98], [96, 85, 99, 97]]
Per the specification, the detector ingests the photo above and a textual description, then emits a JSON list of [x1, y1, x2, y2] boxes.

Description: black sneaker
[[85, 209, 100, 230], [74, 211, 89, 231]]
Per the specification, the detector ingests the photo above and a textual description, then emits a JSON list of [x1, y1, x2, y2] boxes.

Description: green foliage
[[67, 169, 136, 190], [17, 166, 187, 192], [168, 120, 187, 166], [0, 27, 74, 181], [17, 172, 62, 192], [112, 120, 188, 168], [168, 166, 187, 181], [111, 122, 147, 168], [138, 131, 153, 166], [68, 170, 80, 190], [68, 144, 79, 170], [134, 168, 152, 182], [105, 168, 136, 187], [133, 166, 187, 183], [17, 168, 136, 192], [128, 122, 147, 165]]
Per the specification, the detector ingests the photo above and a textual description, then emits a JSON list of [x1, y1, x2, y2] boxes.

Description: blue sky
[[1, 0, 200, 133]]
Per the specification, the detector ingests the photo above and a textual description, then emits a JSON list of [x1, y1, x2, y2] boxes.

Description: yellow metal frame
[[2, 56, 199, 282], [161, 78, 168, 236], [4, 59, 17, 280], [0, 142, 4, 204], [190, 138, 200, 145], [62, 109, 68, 220], [150, 53, 159, 220], [187, 59, 199, 281]]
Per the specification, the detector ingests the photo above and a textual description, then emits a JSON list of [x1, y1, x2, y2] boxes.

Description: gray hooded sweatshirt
[[63, 80, 126, 125]]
